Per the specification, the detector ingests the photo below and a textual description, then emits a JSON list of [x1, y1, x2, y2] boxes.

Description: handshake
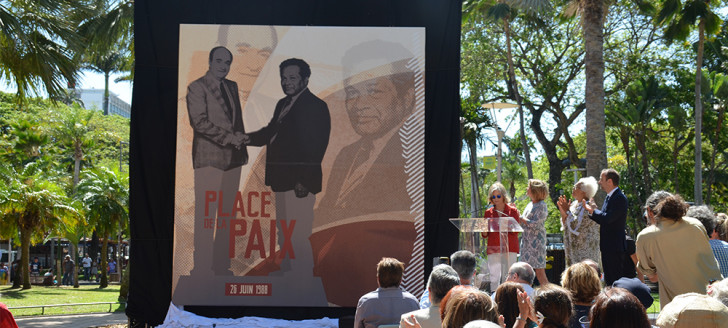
[[232, 132, 250, 150]]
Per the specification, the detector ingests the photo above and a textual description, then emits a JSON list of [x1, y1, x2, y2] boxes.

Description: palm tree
[[50, 106, 97, 188], [85, 51, 127, 116], [655, 0, 722, 204], [0, 0, 83, 107], [78, 0, 134, 114], [76, 167, 128, 288], [573, 0, 610, 198], [0, 161, 77, 289]]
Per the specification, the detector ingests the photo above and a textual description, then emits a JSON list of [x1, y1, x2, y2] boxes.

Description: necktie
[[219, 81, 233, 120], [602, 195, 610, 212], [277, 97, 293, 123]]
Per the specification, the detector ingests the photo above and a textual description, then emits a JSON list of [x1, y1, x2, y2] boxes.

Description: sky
[[78, 70, 133, 104], [1, 69, 133, 105]]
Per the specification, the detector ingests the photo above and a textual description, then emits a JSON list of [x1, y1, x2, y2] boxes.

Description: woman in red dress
[[482, 182, 521, 292]]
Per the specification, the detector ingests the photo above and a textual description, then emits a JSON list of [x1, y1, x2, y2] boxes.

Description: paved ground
[[14, 312, 127, 328]]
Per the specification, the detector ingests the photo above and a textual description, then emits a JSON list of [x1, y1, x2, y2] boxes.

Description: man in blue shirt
[[688, 205, 728, 278], [419, 250, 476, 308]]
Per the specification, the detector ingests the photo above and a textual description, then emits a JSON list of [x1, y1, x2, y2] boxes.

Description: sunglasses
[[491, 195, 502, 199]]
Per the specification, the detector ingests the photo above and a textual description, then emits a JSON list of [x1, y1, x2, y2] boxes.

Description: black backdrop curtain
[[128, 0, 462, 325]]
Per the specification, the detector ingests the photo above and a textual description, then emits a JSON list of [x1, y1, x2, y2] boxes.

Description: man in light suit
[[401, 264, 460, 328], [245, 58, 330, 276], [187, 46, 247, 276], [584, 168, 628, 285]]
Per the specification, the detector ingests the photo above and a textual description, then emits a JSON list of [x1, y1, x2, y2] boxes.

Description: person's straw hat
[[656, 293, 728, 328]]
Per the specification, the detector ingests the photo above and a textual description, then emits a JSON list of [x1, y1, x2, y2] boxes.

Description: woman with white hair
[[557, 177, 601, 266]]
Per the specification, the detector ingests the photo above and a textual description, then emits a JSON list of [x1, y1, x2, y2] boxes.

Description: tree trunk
[[20, 227, 31, 289], [505, 17, 533, 179], [103, 71, 110, 116], [72, 242, 80, 288], [694, 20, 705, 204], [100, 234, 109, 288], [91, 230, 100, 262], [583, 0, 608, 205]]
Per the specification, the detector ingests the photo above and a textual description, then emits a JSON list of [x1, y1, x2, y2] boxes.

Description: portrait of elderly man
[[312, 39, 422, 306]]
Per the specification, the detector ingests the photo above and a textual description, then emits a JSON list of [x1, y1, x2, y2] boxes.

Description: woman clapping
[[556, 177, 601, 266]]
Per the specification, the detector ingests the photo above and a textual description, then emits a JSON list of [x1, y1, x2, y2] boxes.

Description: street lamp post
[[481, 102, 518, 183]]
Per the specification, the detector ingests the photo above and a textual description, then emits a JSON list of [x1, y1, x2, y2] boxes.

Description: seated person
[[401, 264, 459, 328], [589, 287, 650, 328], [707, 278, 728, 307], [354, 257, 418, 328], [656, 293, 728, 328], [533, 284, 573, 328], [560, 262, 601, 328], [440, 287, 499, 328], [420, 250, 476, 308]]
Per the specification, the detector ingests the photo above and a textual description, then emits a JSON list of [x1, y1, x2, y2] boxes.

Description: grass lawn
[[646, 292, 660, 314], [0, 285, 125, 316]]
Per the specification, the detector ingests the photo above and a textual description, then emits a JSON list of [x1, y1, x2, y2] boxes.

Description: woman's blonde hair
[[488, 182, 511, 204], [528, 179, 548, 202], [561, 262, 601, 304], [442, 288, 499, 328]]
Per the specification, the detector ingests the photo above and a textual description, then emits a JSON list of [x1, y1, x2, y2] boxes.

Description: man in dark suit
[[187, 46, 247, 276], [245, 58, 331, 276], [584, 168, 628, 285]]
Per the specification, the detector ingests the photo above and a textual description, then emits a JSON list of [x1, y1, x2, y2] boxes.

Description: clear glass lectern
[[449, 217, 523, 291]]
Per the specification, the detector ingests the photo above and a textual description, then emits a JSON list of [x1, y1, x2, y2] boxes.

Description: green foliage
[[0, 0, 85, 102]]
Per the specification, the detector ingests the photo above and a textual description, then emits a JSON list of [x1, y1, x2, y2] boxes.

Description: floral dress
[[520, 200, 548, 268], [561, 200, 601, 266]]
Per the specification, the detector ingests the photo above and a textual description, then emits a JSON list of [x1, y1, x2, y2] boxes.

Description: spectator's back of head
[[687, 205, 717, 236], [428, 264, 460, 305], [657, 293, 728, 328], [716, 213, 728, 241], [561, 262, 601, 304], [463, 320, 502, 328], [509, 262, 535, 285], [655, 194, 688, 222], [377, 257, 404, 288], [450, 250, 476, 283], [441, 287, 499, 328], [644, 190, 673, 214], [580, 259, 602, 280], [534, 284, 572, 328], [590, 287, 650, 328], [494, 281, 527, 328], [708, 278, 728, 308]]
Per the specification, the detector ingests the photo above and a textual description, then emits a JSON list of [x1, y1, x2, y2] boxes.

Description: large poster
[[172, 25, 425, 307]]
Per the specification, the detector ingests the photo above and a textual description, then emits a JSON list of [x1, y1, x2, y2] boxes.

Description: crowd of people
[[353, 168, 728, 328], [0, 254, 122, 286]]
